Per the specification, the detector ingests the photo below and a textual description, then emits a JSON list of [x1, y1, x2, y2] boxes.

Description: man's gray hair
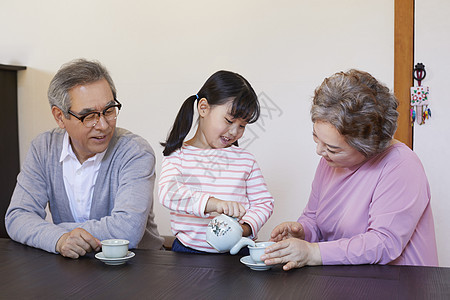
[[48, 59, 116, 117]]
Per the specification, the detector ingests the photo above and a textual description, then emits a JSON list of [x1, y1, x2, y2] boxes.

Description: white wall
[[414, 0, 450, 267], [4, 1, 444, 265]]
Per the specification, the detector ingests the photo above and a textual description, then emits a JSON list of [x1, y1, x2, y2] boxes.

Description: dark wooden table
[[0, 238, 449, 299]]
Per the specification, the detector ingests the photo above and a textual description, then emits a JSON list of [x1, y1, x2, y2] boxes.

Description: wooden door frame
[[394, 0, 414, 148]]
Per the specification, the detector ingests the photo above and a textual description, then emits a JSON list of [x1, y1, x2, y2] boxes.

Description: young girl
[[159, 70, 274, 253]]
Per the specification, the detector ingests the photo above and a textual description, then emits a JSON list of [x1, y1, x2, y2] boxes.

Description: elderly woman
[[262, 69, 438, 271]]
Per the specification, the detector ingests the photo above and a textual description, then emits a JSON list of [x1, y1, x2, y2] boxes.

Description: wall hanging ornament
[[410, 63, 431, 125]]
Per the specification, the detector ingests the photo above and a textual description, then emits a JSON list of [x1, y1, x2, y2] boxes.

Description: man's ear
[[51, 106, 66, 129], [198, 98, 210, 117]]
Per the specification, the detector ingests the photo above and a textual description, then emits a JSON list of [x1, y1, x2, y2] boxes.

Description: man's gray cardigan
[[6, 127, 164, 253]]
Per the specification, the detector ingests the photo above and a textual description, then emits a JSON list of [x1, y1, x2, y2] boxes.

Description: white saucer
[[240, 255, 272, 271], [95, 251, 135, 265]]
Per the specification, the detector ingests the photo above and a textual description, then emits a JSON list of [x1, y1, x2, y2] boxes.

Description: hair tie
[[195, 94, 199, 100]]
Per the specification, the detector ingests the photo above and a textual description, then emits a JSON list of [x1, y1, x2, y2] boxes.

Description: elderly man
[[5, 59, 163, 258]]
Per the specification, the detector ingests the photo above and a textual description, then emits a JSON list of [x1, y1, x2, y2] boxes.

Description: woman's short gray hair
[[311, 69, 399, 157], [48, 59, 116, 117]]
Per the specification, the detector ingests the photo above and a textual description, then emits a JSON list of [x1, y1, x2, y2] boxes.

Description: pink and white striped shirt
[[159, 144, 274, 252]]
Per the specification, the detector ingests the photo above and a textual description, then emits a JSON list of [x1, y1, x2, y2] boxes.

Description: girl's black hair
[[161, 70, 260, 156]]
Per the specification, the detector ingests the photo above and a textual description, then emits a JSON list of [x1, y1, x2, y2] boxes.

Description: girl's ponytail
[[161, 95, 197, 156]]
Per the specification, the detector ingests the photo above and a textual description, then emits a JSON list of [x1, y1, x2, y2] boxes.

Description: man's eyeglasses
[[68, 99, 122, 128]]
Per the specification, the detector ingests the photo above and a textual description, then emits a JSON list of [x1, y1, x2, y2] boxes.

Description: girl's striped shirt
[[159, 144, 274, 252]]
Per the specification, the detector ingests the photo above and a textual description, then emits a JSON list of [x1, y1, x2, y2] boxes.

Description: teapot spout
[[230, 237, 255, 255]]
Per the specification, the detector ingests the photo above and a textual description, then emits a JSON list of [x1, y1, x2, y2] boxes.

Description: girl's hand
[[241, 223, 252, 237], [205, 197, 246, 220], [270, 222, 305, 242], [260, 238, 322, 271]]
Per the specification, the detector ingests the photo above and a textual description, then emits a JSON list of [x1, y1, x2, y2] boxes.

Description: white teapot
[[206, 214, 255, 254]]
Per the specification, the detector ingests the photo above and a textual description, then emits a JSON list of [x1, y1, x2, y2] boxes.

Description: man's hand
[[56, 228, 101, 259]]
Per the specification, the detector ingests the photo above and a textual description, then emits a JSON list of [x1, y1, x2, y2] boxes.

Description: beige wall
[[5, 1, 446, 265], [414, 0, 450, 266]]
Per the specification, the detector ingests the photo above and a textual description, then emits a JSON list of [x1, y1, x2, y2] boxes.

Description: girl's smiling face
[[189, 99, 248, 149], [313, 121, 366, 168]]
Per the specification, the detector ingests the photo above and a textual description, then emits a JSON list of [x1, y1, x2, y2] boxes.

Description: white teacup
[[101, 239, 129, 258], [248, 242, 275, 263], [206, 214, 255, 255]]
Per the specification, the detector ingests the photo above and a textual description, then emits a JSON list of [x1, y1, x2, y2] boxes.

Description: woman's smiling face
[[313, 121, 366, 168]]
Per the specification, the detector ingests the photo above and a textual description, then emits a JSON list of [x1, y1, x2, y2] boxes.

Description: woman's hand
[[205, 197, 246, 220], [261, 238, 322, 271], [270, 221, 305, 242]]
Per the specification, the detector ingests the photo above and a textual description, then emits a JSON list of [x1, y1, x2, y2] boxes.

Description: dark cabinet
[[0, 64, 26, 238]]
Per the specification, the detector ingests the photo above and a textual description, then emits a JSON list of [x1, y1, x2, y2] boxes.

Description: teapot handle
[[230, 237, 255, 255]]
